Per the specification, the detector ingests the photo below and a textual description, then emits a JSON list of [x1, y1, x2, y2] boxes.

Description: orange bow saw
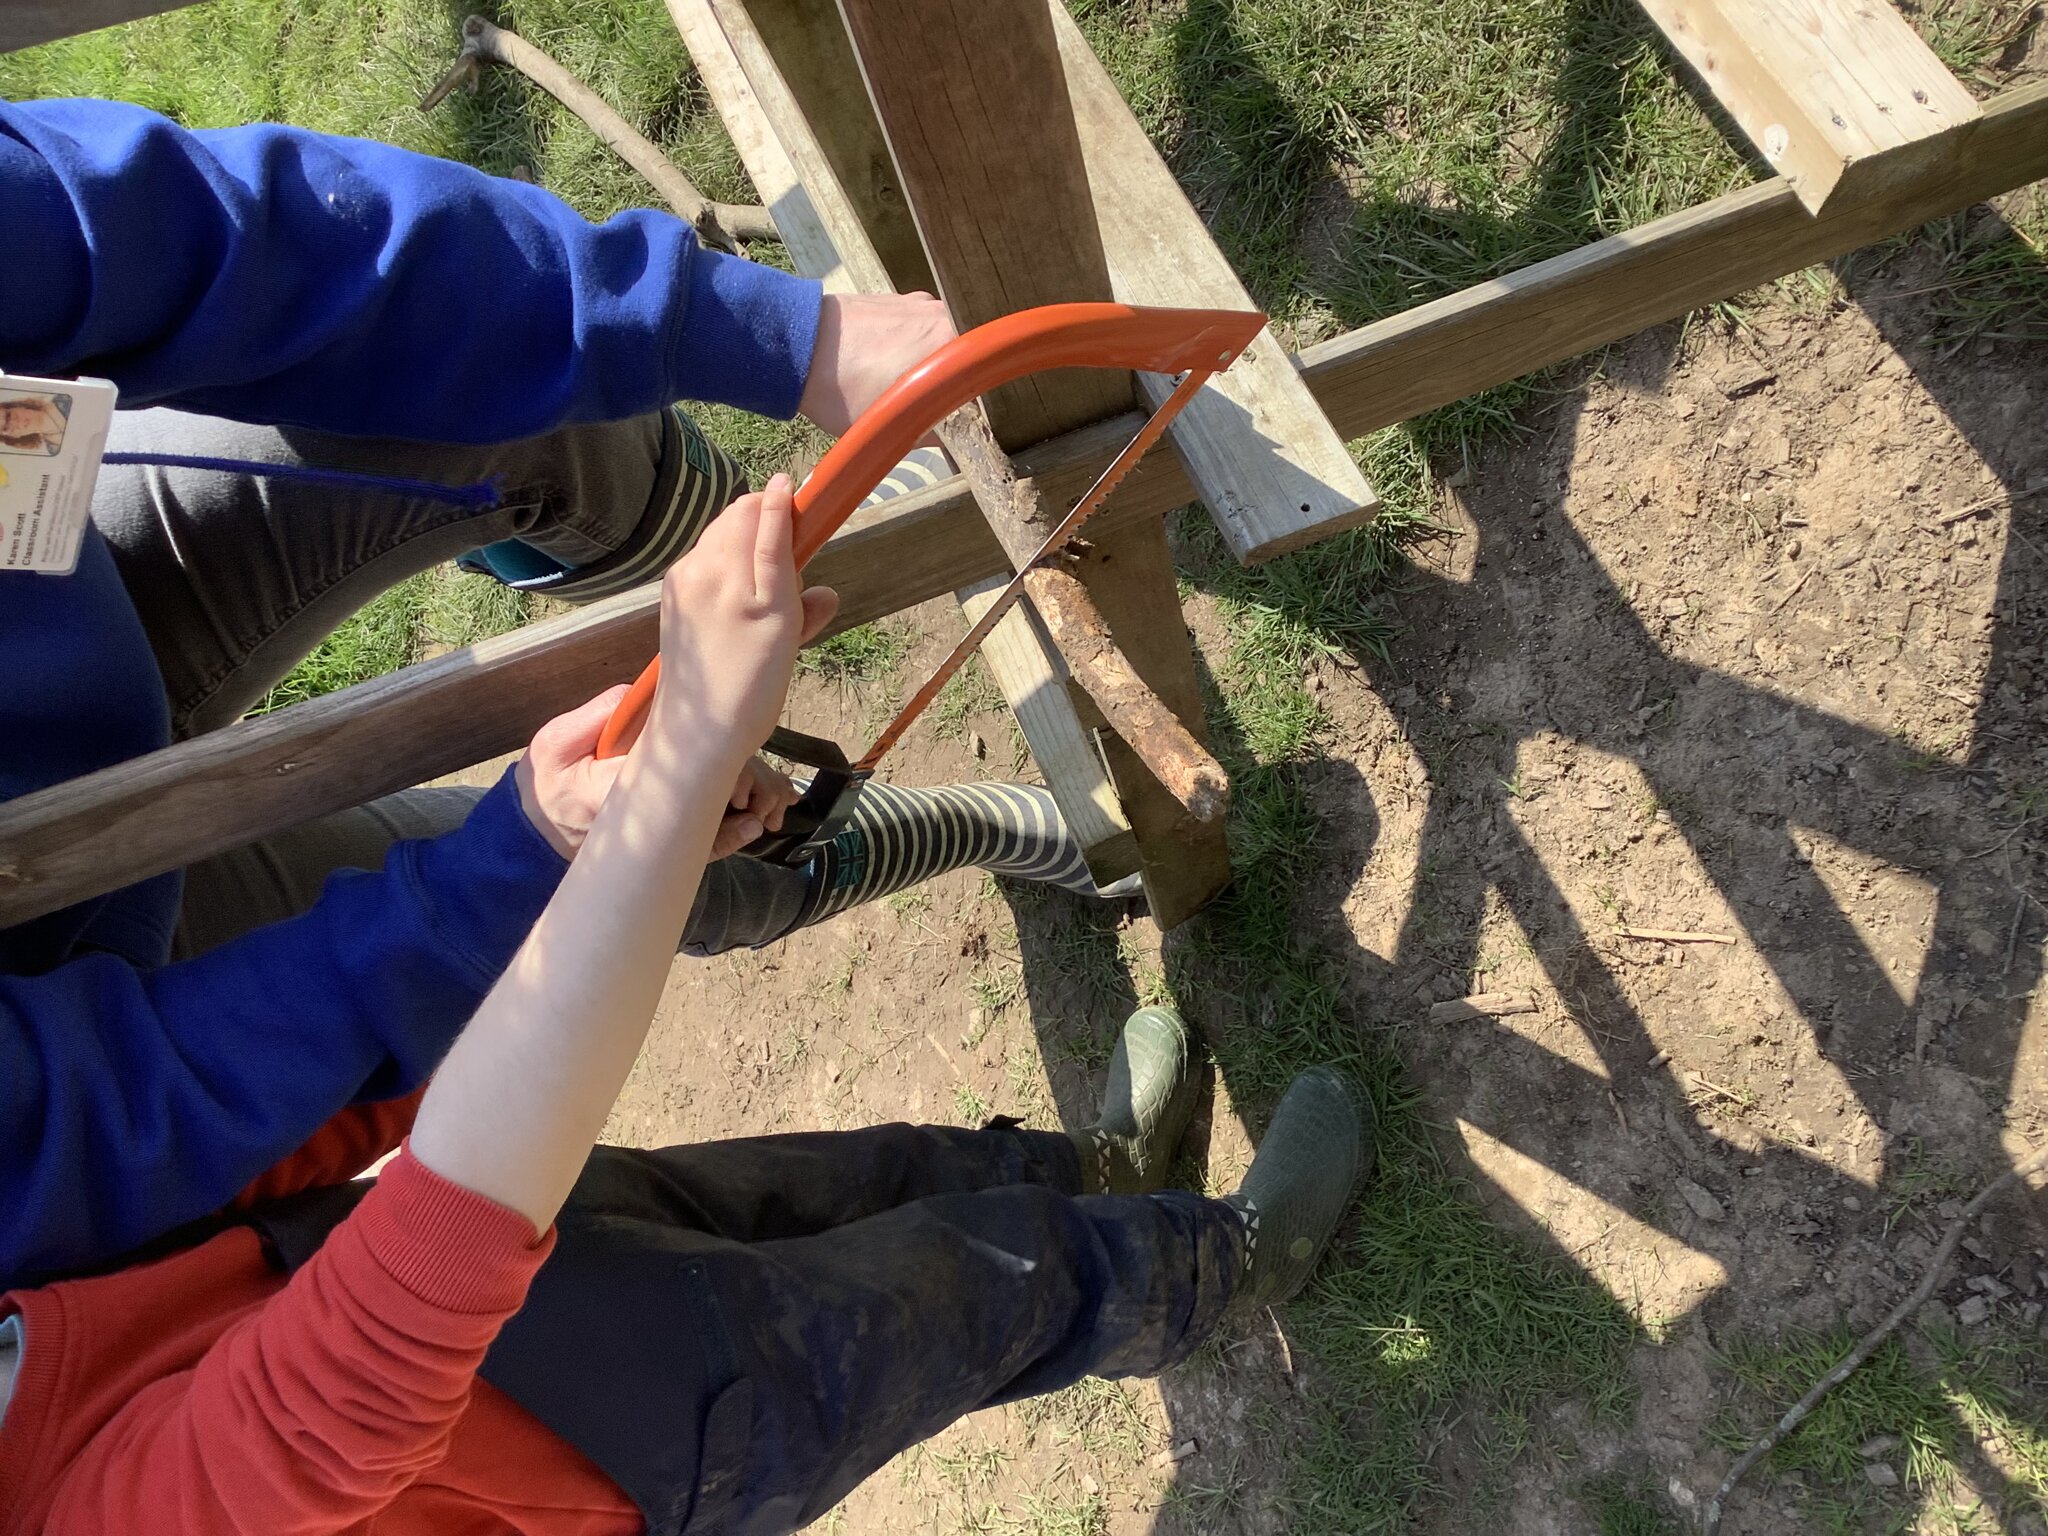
[[596, 300, 1265, 862]]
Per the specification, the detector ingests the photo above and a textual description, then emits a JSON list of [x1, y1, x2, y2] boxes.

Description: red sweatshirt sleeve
[[42, 1148, 554, 1536]]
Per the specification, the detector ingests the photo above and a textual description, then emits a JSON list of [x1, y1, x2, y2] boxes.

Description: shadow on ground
[[999, 4, 2047, 1524]]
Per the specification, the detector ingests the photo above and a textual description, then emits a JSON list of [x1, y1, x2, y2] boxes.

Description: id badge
[[0, 372, 117, 575]]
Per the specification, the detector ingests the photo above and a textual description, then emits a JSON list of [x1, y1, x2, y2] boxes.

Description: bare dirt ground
[[596, 225, 2048, 1534]]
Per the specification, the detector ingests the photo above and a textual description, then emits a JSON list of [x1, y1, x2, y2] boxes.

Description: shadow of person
[[1084, 0, 2048, 1519], [1143, 263, 2046, 1524], [942, 4, 2048, 1524], [1004, 876, 1145, 1132]]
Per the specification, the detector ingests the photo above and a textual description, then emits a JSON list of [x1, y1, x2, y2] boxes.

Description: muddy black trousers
[[469, 1122, 1243, 1535]]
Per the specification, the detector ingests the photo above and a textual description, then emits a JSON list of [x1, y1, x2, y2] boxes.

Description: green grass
[[1077, 0, 1752, 348], [255, 566, 533, 713], [797, 619, 915, 685], [1709, 1323, 2048, 1530], [930, 654, 1009, 744], [1918, 0, 2041, 83], [1581, 1471, 1685, 1536]]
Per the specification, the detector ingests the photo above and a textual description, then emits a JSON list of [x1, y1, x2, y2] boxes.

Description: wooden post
[[835, 0, 1234, 926], [733, 0, 935, 294]]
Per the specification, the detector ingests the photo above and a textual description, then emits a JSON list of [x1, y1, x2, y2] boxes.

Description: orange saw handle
[[595, 300, 1264, 760]]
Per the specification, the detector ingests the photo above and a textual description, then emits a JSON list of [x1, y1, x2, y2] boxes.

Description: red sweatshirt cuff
[[351, 1145, 555, 1315]]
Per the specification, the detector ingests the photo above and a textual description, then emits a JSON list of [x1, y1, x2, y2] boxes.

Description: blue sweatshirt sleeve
[[0, 766, 566, 1286], [0, 96, 823, 436]]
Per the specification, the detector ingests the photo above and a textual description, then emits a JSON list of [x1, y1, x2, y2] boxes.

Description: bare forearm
[[410, 471, 824, 1232], [410, 727, 741, 1228]]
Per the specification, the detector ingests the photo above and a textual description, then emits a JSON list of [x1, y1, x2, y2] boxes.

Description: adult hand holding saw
[[513, 475, 832, 861], [516, 708, 803, 862], [798, 293, 956, 438]]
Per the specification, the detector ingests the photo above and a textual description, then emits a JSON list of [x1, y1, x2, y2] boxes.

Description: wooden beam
[[674, 0, 892, 292], [1635, 0, 1980, 214], [833, 0, 1133, 449], [7, 80, 2043, 927], [736, 0, 935, 294], [1298, 77, 2048, 441], [836, 0, 1233, 926], [0, 592, 659, 927], [1048, 4, 1376, 563], [1, 1, 201, 51], [958, 576, 1139, 885], [676, 0, 1137, 876]]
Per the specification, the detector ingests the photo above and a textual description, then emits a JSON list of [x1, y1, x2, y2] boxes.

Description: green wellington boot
[[1072, 1005, 1202, 1195], [1223, 1067, 1373, 1314]]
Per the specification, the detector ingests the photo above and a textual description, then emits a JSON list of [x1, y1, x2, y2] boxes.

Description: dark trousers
[[479, 1123, 1245, 1536], [91, 406, 813, 958]]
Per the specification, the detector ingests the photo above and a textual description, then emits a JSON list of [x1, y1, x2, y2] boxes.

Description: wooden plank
[[9, 81, 2043, 926], [738, 0, 935, 294], [836, 0, 1232, 925], [0, 592, 659, 927], [676, 0, 1136, 873], [1, 0, 200, 51], [1635, 0, 1980, 213], [1048, 4, 1376, 563], [958, 576, 1139, 885], [833, 0, 1133, 449], [1297, 78, 2048, 441], [673, 0, 889, 293]]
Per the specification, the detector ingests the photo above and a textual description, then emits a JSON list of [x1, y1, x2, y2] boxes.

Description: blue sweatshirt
[[0, 98, 823, 1284]]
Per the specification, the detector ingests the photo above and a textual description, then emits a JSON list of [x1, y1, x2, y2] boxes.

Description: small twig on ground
[[922, 1032, 961, 1078], [1911, 676, 1980, 707], [1967, 811, 2038, 860], [1772, 563, 1815, 613], [1699, 1139, 2048, 1534], [1936, 479, 2048, 526], [1268, 1311, 1297, 1385], [1618, 926, 1737, 945], [1686, 1070, 1749, 1106], [1427, 991, 1538, 1025], [420, 15, 777, 253], [2004, 890, 2034, 978]]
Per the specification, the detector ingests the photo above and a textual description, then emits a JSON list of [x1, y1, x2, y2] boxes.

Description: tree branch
[[421, 15, 778, 254]]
